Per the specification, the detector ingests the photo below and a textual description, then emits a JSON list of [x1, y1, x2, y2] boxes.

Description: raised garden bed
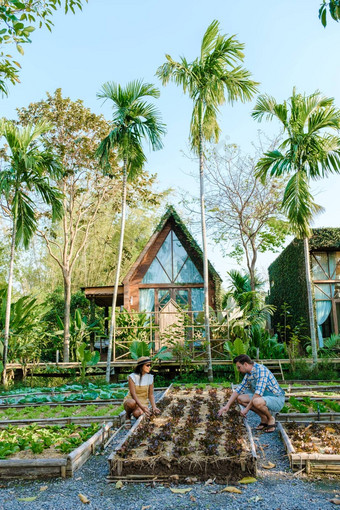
[[277, 396, 340, 422], [0, 403, 125, 428], [278, 421, 340, 475], [108, 385, 257, 483], [0, 421, 113, 478]]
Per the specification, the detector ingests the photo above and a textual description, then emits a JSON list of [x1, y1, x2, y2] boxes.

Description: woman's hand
[[141, 405, 151, 417], [152, 406, 160, 415]]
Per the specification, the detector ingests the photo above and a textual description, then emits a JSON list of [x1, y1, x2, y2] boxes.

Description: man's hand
[[218, 405, 229, 416], [240, 408, 248, 418], [152, 406, 160, 415]]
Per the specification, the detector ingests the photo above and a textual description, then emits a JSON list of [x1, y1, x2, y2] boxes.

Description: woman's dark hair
[[133, 364, 144, 385], [233, 354, 253, 365]]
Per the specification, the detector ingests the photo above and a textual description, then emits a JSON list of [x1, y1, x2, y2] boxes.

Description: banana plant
[[224, 337, 249, 383], [129, 340, 173, 362], [53, 309, 101, 361], [76, 343, 100, 383]]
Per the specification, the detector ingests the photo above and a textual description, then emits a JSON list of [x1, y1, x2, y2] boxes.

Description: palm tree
[[96, 80, 165, 383], [156, 20, 259, 380], [252, 89, 340, 363], [0, 119, 63, 385]]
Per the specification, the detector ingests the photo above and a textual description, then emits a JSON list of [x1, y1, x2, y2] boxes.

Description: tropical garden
[[0, 1, 339, 396]]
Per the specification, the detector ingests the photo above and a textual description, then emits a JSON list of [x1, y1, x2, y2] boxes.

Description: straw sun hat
[[136, 356, 151, 366]]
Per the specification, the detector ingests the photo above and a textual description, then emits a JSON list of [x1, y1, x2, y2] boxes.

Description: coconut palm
[[96, 80, 165, 383], [252, 89, 340, 363], [0, 119, 63, 385], [157, 21, 258, 380]]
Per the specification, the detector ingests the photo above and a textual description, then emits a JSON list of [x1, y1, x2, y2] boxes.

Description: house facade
[[83, 207, 222, 318], [268, 228, 340, 347]]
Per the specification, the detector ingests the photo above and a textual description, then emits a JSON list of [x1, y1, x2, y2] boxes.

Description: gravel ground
[[0, 400, 339, 510]]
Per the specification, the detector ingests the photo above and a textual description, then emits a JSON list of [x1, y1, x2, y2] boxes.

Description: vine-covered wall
[[268, 228, 340, 337], [267, 238, 309, 335]]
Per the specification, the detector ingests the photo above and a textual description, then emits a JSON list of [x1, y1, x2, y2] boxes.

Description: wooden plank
[[277, 412, 340, 423]]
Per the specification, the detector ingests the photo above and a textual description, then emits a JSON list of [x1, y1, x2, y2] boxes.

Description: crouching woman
[[123, 356, 160, 429]]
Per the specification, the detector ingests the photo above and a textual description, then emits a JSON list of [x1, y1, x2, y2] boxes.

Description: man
[[218, 354, 285, 432]]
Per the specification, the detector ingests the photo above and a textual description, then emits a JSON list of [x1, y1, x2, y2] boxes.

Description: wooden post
[[90, 298, 95, 351]]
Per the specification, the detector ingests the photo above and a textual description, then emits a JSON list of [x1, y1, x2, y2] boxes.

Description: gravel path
[[0, 404, 339, 509]]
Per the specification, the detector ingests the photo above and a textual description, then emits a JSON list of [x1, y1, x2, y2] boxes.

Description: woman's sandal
[[255, 422, 268, 430], [124, 418, 132, 430]]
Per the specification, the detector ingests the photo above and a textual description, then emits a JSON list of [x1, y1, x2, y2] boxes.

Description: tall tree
[[156, 19, 259, 380], [17, 89, 121, 362], [0, 119, 63, 384], [252, 88, 340, 363], [199, 142, 289, 290], [96, 80, 166, 382], [0, 0, 86, 96]]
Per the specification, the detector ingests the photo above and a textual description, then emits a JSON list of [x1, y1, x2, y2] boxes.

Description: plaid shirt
[[235, 362, 284, 397]]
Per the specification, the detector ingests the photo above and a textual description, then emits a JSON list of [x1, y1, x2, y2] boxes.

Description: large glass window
[[142, 230, 203, 284], [139, 289, 155, 312]]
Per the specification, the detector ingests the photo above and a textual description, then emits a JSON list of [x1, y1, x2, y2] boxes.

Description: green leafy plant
[[224, 338, 249, 383], [76, 343, 100, 383], [129, 340, 172, 362]]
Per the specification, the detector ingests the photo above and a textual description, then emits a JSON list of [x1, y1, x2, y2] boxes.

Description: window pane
[[176, 258, 204, 283], [311, 252, 329, 279], [175, 289, 188, 307], [330, 252, 340, 280], [139, 289, 155, 312], [158, 289, 171, 308], [142, 257, 171, 283], [172, 232, 189, 279], [314, 283, 332, 299], [192, 288, 204, 312], [155, 232, 172, 280]]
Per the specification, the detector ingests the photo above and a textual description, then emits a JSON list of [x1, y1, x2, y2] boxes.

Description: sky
[[1, 0, 340, 287]]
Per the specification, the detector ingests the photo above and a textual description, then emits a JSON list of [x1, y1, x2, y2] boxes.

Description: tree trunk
[[63, 272, 71, 362], [303, 237, 318, 364], [106, 160, 127, 382], [198, 120, 213, 382], [2, 219, 16, 387]]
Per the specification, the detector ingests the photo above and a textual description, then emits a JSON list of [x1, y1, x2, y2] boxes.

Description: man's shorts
[[245, 391, 285, 413]]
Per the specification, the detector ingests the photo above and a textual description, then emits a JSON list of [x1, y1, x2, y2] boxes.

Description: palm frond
[[282, 171, 323, 238]]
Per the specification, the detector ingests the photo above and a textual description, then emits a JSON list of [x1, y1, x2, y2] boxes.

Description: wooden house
[[83, 206, 222, 322]]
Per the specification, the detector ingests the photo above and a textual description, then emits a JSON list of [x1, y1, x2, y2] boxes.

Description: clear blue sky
[[1, 0, 340, 285]]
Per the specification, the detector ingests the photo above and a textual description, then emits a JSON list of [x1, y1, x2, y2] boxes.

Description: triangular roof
[[122, 205, 222, 285]]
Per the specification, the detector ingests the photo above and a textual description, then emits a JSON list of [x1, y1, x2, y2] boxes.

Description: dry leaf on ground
[[190, 495, 197, 502], [141, 506, 151, 510], [170, 488, 192, 494], [239, 477, 257, 484], [17, 497, 37, 502], [78, 494, 90, 504], [262, 461, 276, 469], [115, 481, 123, 489], [221, 486, 242, 494], [330, 499, 340, 505], [39, 486, 48, 492], [249, 496, 263, 502], [205, 478, 214, 485]]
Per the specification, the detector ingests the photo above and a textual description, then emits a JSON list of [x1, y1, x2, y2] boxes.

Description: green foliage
[[319, 1, 340, 26], [268, 240, 310, 337], [224, 338, 248, 383], [0, 1, 86, 96], [156, 20, 258, 153], [116, 309, 151, 345], [76, 342, 100, 383], [253, 89, 340, 238], [287, 359, 338, 380], [0, 423, 100, 459], [53, 309, 101, 361], [129, 340, 172, 362]]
